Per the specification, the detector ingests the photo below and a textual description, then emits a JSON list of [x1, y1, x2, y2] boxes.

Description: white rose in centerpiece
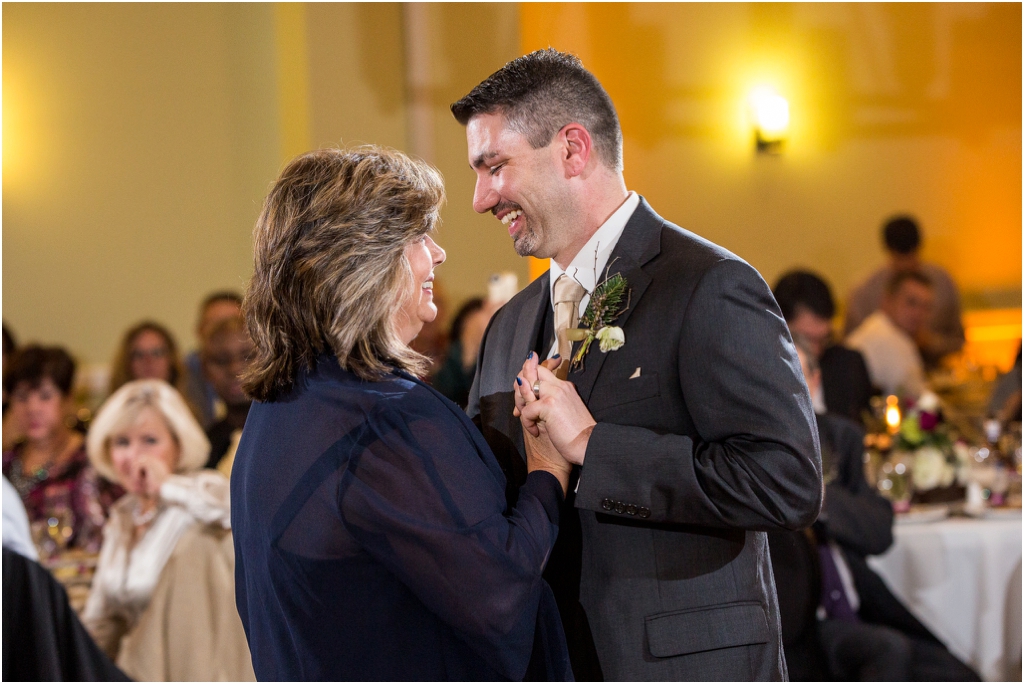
[[916, 390, 941, 413], [953, 442, 972, 485], [912, 446, 954, 491], [596, 326, 625, 352]]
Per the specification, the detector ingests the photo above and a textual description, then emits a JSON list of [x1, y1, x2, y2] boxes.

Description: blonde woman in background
[[82, 379, 253, 681]]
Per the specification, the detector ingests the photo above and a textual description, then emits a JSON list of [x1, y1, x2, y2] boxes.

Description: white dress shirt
[[546, 192, 639, 359], [846, 310, 926, 398]]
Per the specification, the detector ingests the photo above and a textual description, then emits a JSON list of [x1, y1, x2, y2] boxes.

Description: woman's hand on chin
[[129, 456, 172, 499]]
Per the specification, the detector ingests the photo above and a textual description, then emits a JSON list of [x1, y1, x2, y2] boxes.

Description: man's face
[[198, 300, 241, 340], [202, 330, 253, 407], [788, 306, 832, 359], [465, 113, 574, 260], [884, 280, 934, 336]]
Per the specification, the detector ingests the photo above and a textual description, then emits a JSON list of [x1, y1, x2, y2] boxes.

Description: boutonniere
[[566, 264, 631, 372]]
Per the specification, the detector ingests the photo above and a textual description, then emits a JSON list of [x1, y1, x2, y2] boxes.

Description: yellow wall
[[3, 3, 281, 366], [520, 3, 1022, 310]]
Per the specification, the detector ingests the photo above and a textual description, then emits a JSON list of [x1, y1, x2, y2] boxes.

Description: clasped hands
[[514, 352, 597, 494]]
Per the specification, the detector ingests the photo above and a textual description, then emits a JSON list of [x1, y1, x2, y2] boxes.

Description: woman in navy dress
[[231, 146, 573, 681]]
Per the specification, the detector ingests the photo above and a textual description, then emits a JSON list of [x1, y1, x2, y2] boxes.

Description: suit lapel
[[568, 198, 662, 404], [510, 272, 550, 369]]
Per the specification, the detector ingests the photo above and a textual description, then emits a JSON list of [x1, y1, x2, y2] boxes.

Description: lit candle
[[885, 395, 901, 433]]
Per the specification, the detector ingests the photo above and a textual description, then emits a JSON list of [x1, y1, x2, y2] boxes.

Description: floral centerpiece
[[893, 391, 970, 502]]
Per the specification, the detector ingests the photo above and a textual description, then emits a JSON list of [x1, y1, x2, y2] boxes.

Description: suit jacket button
[[626, 504, 637, 516], [638, 507, 651, 518], [601, 498, 613, 511], [614, 502, 626, 514]]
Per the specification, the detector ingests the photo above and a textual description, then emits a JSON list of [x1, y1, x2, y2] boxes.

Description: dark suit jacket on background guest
[[470, 198, 823, 681], [820, 345, 876, 425], [770, 413, 979, 682]]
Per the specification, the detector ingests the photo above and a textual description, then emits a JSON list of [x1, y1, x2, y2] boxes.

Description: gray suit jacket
[[468, 198, 822, 681]]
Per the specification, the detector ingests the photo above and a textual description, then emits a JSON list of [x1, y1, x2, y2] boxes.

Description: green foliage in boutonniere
[[566, 267, 631, 371]]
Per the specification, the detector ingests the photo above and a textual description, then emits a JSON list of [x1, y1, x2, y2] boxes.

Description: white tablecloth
[[867, 515, 1022, 681]]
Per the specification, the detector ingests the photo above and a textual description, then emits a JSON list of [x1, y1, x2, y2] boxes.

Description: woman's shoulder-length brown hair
[[108, 320, 186, 396], [243, 146, 445, 402]]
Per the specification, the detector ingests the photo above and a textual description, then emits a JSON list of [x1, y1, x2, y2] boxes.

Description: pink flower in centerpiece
[[919, 411, 939, 431]]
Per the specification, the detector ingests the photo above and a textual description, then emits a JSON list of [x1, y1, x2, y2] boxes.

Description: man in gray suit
[[451, 49, 822, 681]]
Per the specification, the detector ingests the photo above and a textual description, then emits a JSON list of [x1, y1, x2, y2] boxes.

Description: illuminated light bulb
[[885, 395, 901, 433], [749, 86, 790, 154]]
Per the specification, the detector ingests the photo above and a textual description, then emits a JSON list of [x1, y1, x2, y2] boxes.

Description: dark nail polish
[[516, 377, 522, 386], [527, 352, 533, 360], [553, 354, 561, 359]]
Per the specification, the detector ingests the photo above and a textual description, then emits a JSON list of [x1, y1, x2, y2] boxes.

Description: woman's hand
[[128, 455, 172, 500], [523, 424, 571, 495], [514, 354, 597, 467]]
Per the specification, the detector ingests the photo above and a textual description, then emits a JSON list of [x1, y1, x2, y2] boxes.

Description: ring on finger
[[532, 382, 541, 396]]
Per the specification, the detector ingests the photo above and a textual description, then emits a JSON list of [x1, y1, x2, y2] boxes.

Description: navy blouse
[[231, 356, 571, 681]]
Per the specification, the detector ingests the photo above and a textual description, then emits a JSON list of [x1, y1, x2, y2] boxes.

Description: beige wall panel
[[3, 3, 281, 365]]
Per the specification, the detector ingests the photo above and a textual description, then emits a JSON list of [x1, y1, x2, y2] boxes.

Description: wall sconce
[[749, 86, 789, 154]]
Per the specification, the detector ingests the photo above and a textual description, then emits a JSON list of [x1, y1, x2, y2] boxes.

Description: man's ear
[[560, 123, 593, 177]]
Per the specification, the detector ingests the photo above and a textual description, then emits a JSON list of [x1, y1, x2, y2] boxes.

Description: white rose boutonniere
[[595, 326, 625, 352], [566, 264, 631, 372]]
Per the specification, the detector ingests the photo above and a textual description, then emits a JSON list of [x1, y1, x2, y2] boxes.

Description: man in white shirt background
[[846, 271, 935, 399]]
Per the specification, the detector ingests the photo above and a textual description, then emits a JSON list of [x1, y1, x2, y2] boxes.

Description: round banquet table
[[867, 513, 1022, 682]]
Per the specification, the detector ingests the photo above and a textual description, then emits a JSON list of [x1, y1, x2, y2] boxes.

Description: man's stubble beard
[[512, 222, 542, 258]]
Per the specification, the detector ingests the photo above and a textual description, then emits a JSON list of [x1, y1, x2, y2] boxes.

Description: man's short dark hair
[[201, 290, 243, 313], [3, 345, 76, 396], [772, 270, 836, 321], [886, 269, 932, 296], [883, 215, 921, 255], [451, 48, 623, 172]]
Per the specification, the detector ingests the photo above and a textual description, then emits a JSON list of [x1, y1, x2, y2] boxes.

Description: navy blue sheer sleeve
[[337, 385, 562, 680]]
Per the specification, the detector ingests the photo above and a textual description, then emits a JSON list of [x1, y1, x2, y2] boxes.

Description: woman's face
[[396, 234, 446, 345], [109, 407, 180, 494], [129, 330, 173, 383], [10, 378, 68, 442]]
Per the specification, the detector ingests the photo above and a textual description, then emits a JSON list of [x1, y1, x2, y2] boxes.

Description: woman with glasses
[[108, 321, 190, 403]]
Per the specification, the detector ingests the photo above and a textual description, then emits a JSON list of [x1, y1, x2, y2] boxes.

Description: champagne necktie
[[553, 274, 587, 379]]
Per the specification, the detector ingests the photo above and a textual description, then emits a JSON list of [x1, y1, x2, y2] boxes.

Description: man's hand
[[515, 358, 596, 466]]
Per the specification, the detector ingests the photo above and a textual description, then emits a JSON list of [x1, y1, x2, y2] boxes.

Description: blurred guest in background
[[771, 342, 978, 682], [2, 323, 23, 451], [844, 216, 964, 367], [183, 292, 243, 429], [108, 321, 188, 398], [774, 270, 875, 424], [432, 297, 496, 408], [3, 345, 119, 554], [83, 379, 253, 682], [2, 323, 15, 410], [201, 314, 253, 475], [847, 271, 934, 399], [989, 343, 1022, 426]]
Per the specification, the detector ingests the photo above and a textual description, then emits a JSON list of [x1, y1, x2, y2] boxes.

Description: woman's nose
[[430, 238, 446, 266]]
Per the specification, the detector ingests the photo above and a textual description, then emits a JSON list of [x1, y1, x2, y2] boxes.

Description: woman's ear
[[559, 123, 593, 177]]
